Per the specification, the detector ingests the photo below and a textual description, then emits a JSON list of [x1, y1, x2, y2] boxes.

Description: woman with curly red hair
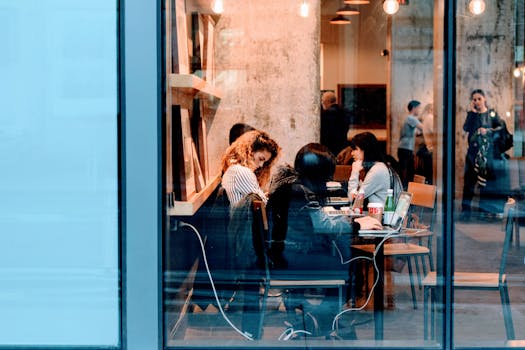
[[221, 130, 281, 206]]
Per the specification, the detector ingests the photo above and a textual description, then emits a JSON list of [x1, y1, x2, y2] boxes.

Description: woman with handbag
[[460, 89, 511, 221]]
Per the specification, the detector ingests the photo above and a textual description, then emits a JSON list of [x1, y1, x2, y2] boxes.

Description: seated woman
[[347, 132, 403, 206], [267, 143, 381, 336], [221, 130, 281, 207], [346, 132, 403, 308], [268, 143, 381, 267]]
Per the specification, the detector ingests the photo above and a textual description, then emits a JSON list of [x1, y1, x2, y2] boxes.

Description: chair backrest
[[499, 199, 516, 282], [252, 199, 273, 274], [413, 174, 426, 184], [407, 182, 436, 209], [333, 165, 352, 182]]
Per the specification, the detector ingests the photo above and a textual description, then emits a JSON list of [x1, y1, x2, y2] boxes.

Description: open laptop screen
[[388, 191, 413, 228]]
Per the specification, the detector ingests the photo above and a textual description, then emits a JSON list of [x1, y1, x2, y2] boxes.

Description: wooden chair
[[422, 199, 516, 340], [333, 165, 352, 182], [413, 174, 426, 184], [352, 182, 437, 309]]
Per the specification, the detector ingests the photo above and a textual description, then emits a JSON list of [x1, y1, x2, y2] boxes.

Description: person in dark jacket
[[460, 89, 510, 221]]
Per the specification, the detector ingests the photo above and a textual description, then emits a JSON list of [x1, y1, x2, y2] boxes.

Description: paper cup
[[367, 202, 384, 222]]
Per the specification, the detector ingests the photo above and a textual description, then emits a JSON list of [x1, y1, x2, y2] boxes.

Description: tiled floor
[[166, 219, 525, 347]]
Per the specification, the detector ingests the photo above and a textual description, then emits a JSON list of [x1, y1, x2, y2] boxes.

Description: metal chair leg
[[500, 284, 515, 340], [406, 257, 417, 309], [423, 286, 429, 340]]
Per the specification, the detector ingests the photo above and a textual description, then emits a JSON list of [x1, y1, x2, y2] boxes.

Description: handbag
[[494, 119, 513, 153]]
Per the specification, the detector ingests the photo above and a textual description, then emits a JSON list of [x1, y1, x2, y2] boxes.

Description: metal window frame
[[121, 0, 163, 349], [118, 0, 459, 349]]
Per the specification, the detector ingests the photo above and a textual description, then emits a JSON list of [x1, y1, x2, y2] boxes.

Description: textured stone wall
[[207, 1, 321, 173], [455, 0, 515, 196], [390, 2, 434, 155]]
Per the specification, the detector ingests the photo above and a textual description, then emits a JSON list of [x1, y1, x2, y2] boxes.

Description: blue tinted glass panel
[[0, 0, 119, 346]]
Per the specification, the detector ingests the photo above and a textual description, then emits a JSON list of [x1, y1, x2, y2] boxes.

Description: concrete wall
[[207, 1, 321, 171], [320, 0, 388, 91], [455, 0, 515, 194], [390, 2, 434, 155]]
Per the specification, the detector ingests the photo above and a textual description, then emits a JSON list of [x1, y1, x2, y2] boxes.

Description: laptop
[[358, 191, 413, 236], [323, 206, 364, 218], [325, 196, 351, 206]]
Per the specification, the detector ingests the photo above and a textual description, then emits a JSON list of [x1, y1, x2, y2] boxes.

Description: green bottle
[[383, 189, 395, 225]]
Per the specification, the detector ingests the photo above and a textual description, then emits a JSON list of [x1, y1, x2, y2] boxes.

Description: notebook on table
[[358, 191, 413, 236]]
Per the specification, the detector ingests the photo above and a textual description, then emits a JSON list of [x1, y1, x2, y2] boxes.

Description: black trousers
[[462, 156, 510, 215], [397, 148, 414, 189]]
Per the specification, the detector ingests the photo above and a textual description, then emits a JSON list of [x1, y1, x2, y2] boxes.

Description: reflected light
[[300, 1, 309, 18], [513, 67, 522, 78], [383, 0, 399, 15], [212, 0, 224, 14], [345, 0, 370, 4], [468, 0, 485, 15]]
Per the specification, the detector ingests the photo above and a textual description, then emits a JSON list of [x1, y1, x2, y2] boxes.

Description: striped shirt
[[222, 164, 267, 206]]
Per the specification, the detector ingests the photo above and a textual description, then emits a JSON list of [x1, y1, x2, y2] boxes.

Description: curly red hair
[[221, 130, 281, 187]]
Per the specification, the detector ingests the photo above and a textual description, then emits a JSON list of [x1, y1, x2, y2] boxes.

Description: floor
[[165, 217, 525, 348]]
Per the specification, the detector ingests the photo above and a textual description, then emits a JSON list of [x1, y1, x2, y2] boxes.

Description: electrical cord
[[180, 220, 410, 340], [330, 231, 397, 331], [179, 222, 255, 341]]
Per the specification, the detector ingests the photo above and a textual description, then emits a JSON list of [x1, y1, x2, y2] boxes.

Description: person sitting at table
[[221, 130, 281, 207], [347, 132, 403, 207], [346, 132, 403, 308], [268, 142, 382, 264], [267, 143, 382, 336]]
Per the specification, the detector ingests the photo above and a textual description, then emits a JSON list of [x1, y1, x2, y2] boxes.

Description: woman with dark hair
[[461, 89, 509, 221], [268, 143, 381, 266], [266, 143, 381, 336], [347, 132, 402, 206]]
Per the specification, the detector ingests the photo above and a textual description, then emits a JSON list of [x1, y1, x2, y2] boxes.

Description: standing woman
[[461, 89, 509, 221], [221, 130, 281, 206]]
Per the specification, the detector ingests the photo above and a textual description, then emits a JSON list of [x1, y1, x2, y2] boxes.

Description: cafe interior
[[164, 0, 525, 348]]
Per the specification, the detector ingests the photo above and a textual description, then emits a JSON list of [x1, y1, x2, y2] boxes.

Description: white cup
[[367, 202, 384, 222]]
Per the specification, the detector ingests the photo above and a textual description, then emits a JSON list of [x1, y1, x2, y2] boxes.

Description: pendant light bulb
[[300, 1, 309, 18], [344, 0, 370, 4], [212, 0, 224, 14], [383, 0, 399, 15], [468, 0, 485, 15]]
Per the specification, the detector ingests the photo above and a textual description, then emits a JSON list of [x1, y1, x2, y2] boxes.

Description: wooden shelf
[[168, 74, 223, 101], [167, 173, 221, 216]]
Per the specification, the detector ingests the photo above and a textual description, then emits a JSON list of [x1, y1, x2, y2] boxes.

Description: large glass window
[[453, 0, 524, 347], [163, 0, 523, 348], [0, 1, 119, 346]]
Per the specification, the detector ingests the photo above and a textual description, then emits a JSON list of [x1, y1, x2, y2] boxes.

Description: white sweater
[[348, 162, 390, 204]]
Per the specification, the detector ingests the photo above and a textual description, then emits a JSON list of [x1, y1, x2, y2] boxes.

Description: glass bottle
[[383, 189, 395, 225], [352, 189, 365, 214]]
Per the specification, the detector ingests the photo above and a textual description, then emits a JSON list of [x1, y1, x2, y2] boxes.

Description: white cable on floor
[[330, 232, 397, 331], [179, 222, 255, 341]]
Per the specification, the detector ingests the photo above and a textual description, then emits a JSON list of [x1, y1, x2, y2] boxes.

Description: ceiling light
[[299, 0, 309, 17], [383, 0, 399, 15], [336, 4, 360, 16], [468, 0, 486, 15], [330, 15, 351, 25], [344, 0, 370, 4], [212, 0, 224, 14]]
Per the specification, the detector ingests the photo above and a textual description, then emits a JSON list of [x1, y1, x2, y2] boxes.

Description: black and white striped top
[[222, 164, 267, 206]]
